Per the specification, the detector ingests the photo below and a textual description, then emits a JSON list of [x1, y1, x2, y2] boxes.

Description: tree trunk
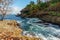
[[1, 15, 5, 21]]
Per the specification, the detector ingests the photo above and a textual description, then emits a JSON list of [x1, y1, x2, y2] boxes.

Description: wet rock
[[43, 23, 49, 25], [41, 15, 60, 25]]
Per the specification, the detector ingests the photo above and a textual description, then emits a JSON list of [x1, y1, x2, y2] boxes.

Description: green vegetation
[[50, 0, 60, 3], [21, 0, 60, 16]]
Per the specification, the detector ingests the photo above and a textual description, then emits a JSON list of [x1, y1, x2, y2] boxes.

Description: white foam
[[47, 34, 60, 40], [17, 18, 60, 40], [36, 34, 47, 40]]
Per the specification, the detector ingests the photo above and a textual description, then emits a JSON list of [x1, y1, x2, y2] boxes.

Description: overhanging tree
[[0, 0, 13, 20]]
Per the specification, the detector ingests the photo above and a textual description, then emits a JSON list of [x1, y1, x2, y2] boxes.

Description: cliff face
[[40, 15, 60, 25], [20, 2, 60, 25], [0, 20, 41, 40]]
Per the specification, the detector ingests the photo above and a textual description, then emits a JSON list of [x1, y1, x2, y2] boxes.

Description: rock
[[0, 20, 41, 40], [40, 15, 60, 25], [0, 20, 22, 37]]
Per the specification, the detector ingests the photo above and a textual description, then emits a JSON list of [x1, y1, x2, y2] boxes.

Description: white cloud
[[41, 0, 50, 2], [12, 6, 22, 14]]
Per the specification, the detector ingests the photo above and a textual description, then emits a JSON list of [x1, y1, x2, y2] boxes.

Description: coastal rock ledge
[[0, 20, 41, 40]]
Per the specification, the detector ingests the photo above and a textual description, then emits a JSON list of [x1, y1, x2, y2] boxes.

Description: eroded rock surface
[[0, 20, 41, 40]]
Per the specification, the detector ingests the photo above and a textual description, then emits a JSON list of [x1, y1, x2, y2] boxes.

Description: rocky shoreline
[[18, 2, 60, 25], [19, 13, 60, 25], [40, 15, 60, 25], [0, 20, 41, 40]]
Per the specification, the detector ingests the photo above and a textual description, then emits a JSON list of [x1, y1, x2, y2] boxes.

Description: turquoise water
[[4, 15, 60, 40]]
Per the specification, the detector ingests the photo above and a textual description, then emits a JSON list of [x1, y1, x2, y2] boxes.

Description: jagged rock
[[40, 15, 60, 25], [0, 20, 41, 40]]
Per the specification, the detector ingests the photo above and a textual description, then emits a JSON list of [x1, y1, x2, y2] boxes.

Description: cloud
[[41, 0, 50, 2], [12, 6, 22, 14]]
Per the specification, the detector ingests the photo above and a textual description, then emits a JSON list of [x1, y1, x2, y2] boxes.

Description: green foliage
[[49, 11, 60, 16], [50, 3, 56, 7], [51, 0, 60, 3], [49, 11, 57, 16], [25, 1, 39, 14], [22, 0, 60, 16], [37, 2, 49, 10], [26, 1, 49, 12], [30, 1, 35, 5]]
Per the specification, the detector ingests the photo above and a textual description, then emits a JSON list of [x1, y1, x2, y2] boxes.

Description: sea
[[2, 14, 60, 40]]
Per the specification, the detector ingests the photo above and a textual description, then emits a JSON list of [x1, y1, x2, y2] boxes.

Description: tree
[[37, 0, 41, 4], [50, 0, 60, 3], [30, 1, 35, 5], [0, 0, 13, 20], [26, 1, 36, 13]]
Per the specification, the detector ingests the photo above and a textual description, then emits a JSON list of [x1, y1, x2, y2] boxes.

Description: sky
[[12, 0, 47, 14], [12, 0, 36, 14]]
